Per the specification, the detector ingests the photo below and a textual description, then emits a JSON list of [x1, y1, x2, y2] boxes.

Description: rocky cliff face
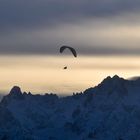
[[0, 75, 140, 140]]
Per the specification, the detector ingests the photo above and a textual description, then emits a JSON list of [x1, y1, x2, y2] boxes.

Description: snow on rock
[[0, 75, 140, 139]]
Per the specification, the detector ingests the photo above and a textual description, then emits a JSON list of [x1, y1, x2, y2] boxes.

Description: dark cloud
[[0, 0, 140, 55], [0, 0, 140, 30]]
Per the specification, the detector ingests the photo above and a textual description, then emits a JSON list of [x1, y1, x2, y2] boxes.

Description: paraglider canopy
[[60, 46, 77, 57]]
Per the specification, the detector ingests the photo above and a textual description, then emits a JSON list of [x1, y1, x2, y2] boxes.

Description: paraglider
[[60, 45, 77, 69], [60, 46, 77, 57]]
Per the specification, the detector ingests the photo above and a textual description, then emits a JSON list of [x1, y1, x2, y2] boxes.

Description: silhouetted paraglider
[[60, 45, 77, 69], [60, 46, 77, 57]]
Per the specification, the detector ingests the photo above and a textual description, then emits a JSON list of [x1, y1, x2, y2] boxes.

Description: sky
[[0, 55, 140, 95], [0, 0, 140, 95]]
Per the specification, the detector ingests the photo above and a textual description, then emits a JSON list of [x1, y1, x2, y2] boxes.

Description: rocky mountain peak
[[9, 86, 22, 96]]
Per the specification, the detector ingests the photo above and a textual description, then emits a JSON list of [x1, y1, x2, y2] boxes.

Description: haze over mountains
[[1, 75, 140, 139]]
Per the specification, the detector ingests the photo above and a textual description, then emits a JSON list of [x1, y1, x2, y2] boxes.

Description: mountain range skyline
[[0, 74, 140, 96], [1, 75, 140, 139]]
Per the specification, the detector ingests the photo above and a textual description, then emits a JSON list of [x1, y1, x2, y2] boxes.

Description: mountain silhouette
[[0, 75, 140, 139]]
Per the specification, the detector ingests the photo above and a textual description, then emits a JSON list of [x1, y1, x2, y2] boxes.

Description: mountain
[[1, 75, 140, 140]]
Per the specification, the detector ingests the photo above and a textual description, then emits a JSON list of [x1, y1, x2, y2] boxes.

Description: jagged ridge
[[0, 75, 140, 140]]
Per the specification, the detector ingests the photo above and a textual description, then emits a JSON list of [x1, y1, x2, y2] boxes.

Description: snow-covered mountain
[[1, 75, 140, 140]]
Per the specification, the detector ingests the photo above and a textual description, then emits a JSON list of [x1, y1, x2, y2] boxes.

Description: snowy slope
[[1, 75, 140, 140]]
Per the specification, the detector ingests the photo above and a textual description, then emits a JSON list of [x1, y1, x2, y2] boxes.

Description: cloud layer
[[1, 0, 140, 30], [0, 0, 140, 55]]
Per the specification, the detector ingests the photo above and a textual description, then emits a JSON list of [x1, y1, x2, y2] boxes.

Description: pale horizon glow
[[0, 55, 140, 95]]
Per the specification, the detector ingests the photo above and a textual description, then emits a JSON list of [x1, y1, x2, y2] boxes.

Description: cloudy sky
[[1, 0, 140, 95], [1, 0, 140, 55]]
